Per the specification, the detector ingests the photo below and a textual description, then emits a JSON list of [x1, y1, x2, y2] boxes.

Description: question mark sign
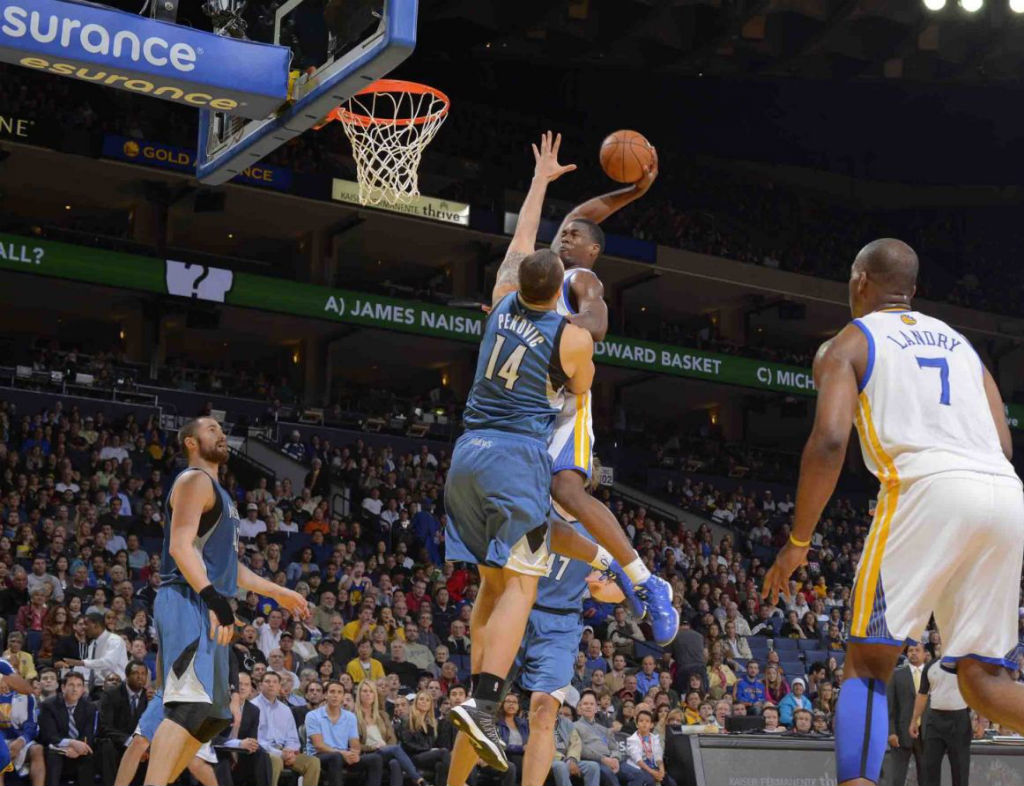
[[186, 264, 210, 298], [32, 247, 43, 265]]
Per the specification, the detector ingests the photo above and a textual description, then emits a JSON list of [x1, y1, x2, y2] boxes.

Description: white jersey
[[549, 266, 597, 477], [852, 308, 1016, 484], [556, 267, 595, 318]]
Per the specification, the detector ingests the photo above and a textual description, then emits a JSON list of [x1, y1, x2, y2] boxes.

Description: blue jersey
[[161, 467, 240, 596], [534, 517, 595, 613], [463, 292, 568, 442]]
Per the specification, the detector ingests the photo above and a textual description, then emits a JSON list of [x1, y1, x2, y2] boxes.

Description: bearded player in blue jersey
[[144, 418, 310, 786]]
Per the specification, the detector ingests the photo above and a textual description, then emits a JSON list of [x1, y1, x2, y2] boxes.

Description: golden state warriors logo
[[123, 140, 140, 158], [900, 314, 917, 325]]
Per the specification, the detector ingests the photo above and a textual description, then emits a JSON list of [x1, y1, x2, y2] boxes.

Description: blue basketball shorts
[[515, 609, 583, 702], [155, 584, 232, 721], [444, 430, 552, 576]]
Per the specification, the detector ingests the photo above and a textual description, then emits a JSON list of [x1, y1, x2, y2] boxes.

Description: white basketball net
[[337, 84, 449, 206]]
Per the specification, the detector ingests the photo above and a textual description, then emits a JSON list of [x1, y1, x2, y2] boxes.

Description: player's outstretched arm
[[492, 131, 576, 305], [167, 472, 234, 646], [762, 325, 862, 605], [560, 324, 596, 395], [238, 563, 310, 622], [555, 146, 658, 239]]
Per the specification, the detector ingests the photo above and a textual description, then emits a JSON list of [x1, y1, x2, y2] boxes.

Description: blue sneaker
[[604, 561, 645, 619], [637, 575, 679, 646]]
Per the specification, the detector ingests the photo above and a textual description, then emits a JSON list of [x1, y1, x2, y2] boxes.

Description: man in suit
[[883, 642, 926, 786], [215, 670, 273, 786], [38, 672, 98, 786], [97, 659, 150, 785]]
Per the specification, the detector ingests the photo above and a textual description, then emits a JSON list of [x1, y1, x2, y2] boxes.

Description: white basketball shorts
[[548, 391, 594, 478], [849, 470, 1024, 671]]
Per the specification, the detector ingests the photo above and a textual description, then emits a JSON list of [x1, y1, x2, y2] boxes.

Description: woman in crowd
[[318, 658, 336, 683], [619, 698, 639, 735], [706, 643, 736, 699], [814, 681, 836, 715], [286, 547, 320, 585], [398, 690, 450, 786], [496, 693, 529, 779], [354, 680, 426, 786], [682, 691, 702, 725], [4, 631, 36, 679], [291, 622, 318, 662], [800, 611, 821, 640], [764, 663, 789, 704], [264, 542, 283, 576], [53, 556, 71, 590]]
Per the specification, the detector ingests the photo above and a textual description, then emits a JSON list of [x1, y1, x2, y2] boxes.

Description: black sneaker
[[449, 699, 508, 772]]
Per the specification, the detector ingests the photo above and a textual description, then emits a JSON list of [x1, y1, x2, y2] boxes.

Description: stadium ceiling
[[421, 0, 1024, 82]]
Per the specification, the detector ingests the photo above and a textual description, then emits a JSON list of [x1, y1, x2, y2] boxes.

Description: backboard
[[196, 0, 418, 185]]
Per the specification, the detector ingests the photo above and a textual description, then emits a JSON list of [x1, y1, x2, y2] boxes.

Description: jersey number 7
[[916, 356, 951, 406]]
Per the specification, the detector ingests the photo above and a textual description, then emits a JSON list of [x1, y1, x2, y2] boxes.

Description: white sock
[[588, 545, 615, 572], [623, 555, 651, 585]]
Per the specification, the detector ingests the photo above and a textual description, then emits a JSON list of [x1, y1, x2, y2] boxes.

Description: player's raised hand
[[760, 541, 809, 606], [635, 145, 658, 194], [274, 587, 311, 621], [532, 131, 577, 183]]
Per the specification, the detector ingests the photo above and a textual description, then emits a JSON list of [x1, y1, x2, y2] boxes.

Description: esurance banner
[[332, 179, 470, 226], [0, 0, 290, 118], [5, 232, 1023, 414], [102, 134, 292, 191]]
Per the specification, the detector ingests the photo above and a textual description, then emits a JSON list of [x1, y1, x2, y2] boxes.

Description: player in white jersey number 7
[[494, 131, 679, 646], [762, 238, 1024, 786]]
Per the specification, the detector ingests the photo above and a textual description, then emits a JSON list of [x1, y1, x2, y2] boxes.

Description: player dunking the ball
[[144, 418, 309, 786], [444, 133, 596, 779], [543, 136, 679, 645], [762, 239, 1024, 786], [485, 131, 677, 644]]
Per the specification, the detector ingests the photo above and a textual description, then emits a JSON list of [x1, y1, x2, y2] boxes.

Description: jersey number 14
[[484, 335, 527, 390]]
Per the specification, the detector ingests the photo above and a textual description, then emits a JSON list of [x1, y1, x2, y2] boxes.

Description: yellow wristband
[[789, 534, 811, 548]]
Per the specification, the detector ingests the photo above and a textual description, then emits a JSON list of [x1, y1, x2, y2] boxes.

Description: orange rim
[[323, 79, 450, 128]]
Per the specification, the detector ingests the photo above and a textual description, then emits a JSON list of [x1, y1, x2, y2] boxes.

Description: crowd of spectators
[[1, 380, 1022, 784]]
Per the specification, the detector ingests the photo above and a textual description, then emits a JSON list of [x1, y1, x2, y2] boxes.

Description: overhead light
[[1011, 0, 1024, 12], [960, 0, 982, 11], [923, 0, 946, 8], [64, 205, 71, 210], [227, 233, 234, 239]]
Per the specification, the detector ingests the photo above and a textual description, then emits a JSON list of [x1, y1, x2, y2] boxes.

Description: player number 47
[[916, 356, 951, 406], [484, 335, 527, 390]]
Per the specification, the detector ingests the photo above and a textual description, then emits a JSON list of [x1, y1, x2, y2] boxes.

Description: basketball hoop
[[319, 79, 450, 206]]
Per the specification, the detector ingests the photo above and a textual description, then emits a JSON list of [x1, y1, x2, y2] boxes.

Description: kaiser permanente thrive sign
[[0, 0, 290, 118], [12, 233, 1023, 414]]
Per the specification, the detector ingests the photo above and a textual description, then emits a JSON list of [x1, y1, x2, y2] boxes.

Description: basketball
[[599, 129, 655, 183], [586, 570, 626, 604]]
